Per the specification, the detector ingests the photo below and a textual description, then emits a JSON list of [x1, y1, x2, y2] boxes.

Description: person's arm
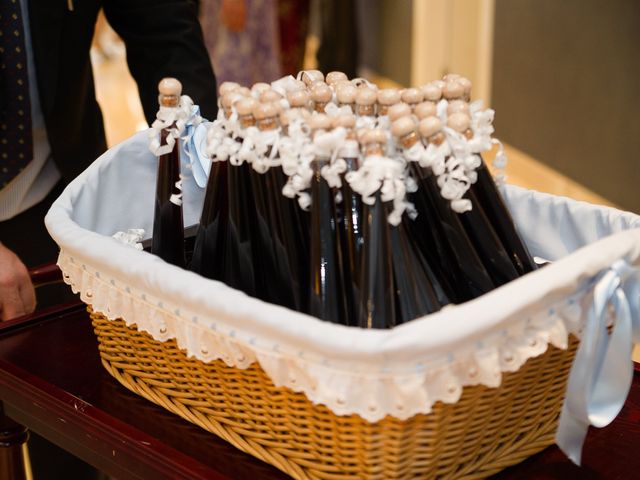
[[103, 0, 218, 123], [0, 243, 36, 321]]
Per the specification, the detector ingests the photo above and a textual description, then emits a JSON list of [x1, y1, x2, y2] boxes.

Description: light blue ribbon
[[556, 259, 640, 464], [181, 105, 210, 188]]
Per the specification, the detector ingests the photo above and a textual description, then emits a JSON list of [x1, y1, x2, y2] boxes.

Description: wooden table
[[0, 302, 638, 479]]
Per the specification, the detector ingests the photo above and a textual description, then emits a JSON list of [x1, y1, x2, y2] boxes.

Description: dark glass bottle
[[458, 188, 520, 286], [359, 196, 396, 328], [411, 116, 495, 302], [151, 78, 185, 268], [331, 114, 362, 325], [222, 96, 258, 297], [278, 108, 311, 312], [392, 117, 460, 304], [190, 157, 228, 280], [355, 130, 397, 329], [189, 89, 245, 279], [250, 101, 298, 309], [443, 112, 520, 286], [388, 120, 451, 316], [307, 115, 349, 325], [444, 78, 535, 275], [389, 214, 444, 322], [472, 158, 537, 274]]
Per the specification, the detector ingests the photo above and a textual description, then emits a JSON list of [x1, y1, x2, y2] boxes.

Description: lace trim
[[57, 250, 589, 422]]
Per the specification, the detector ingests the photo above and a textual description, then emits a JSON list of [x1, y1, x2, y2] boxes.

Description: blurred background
[[92, 0, 639, 212]]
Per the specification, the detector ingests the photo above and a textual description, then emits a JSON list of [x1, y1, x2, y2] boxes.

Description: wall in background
[[377, 0, 413, 86], [492, 0, 640, 212]]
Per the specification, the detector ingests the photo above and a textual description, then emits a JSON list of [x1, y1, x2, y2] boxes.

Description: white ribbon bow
[[556, 259, 640, 464], [345, 155, 409, 226], [148, 96, 201, 156]]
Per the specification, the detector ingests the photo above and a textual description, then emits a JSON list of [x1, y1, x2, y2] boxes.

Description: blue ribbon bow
[[556, 259, 640, 464]]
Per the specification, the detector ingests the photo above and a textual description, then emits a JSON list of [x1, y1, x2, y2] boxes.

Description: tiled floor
[[91, 48, 639, 361]]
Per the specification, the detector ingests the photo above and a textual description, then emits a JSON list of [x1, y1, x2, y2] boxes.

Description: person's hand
[[0, 243, 36, 321], [220, 0, 247, 33]]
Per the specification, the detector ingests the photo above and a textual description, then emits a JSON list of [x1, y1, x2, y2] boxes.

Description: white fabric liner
[[45, 130, 640, 422]]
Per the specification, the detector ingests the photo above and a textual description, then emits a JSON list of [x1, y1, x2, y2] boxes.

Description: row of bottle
[[149, 73, 537, 329]]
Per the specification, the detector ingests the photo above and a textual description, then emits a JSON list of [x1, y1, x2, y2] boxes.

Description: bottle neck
[[239, 115, 256, 129], [378, 104, 390, 116], [364, 145, 384, 157], [257, 117, 278, 131], [399, 132, 418, 149], [356, 104, 375, 117]]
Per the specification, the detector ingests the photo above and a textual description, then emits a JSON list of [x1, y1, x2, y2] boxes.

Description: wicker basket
[[91, 309, 579, 479]]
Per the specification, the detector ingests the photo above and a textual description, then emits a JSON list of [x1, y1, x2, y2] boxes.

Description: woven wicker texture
[[91, 309, 578, 479]]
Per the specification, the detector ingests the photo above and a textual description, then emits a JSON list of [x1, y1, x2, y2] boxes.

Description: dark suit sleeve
[[103, 0, 218, 123]]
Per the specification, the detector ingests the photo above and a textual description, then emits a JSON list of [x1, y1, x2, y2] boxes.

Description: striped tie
[[0, 0, 33, 189]]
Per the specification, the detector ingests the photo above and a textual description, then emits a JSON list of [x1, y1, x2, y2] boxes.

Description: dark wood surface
[[0, 303, 638, 479]]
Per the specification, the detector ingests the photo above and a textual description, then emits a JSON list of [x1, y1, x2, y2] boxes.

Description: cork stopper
[[298, 108, 311, 121], [236, 97, 257, 116], [447, 100, 470, 116], [260, 89, 283, 103], [352, 78, 375, 89], [332, 113, 356, 130], [421, 82, 443, 102], [419, 116, 443, 139], [356, 127, 370, 144], [251, 82, 271, 96], [311, 83, 333, 104], [236, 86, 252, 97], [391, 116, 419, 149], [253, 102, 279, 120], [271, 100, 284, 114], [355, 88, 377, 116], [442, 73, 461, 83], [279, 109, 295, 128], [361, 129, 387, 156], [377, 89, 401, 106], [387, 103, 412, 123], [221, 92, 243, 110], [414, 101, 437, 120], [236, 98, 256, 127], [401, 87, 423, 106], [448, 112, 471, 136], [355, 88, 377, 106], [300, 70, 325, 86], [254, 102, 279, 130], [333, 79, 351, 91], [326, 71, 348, 86], [287, 89, 310, 108], [457, 76, 472, 100], [336, 84, 357, 105], [158, 78, 182, 107], [282, 108, 311, 126], [218, 81, 240, 97], [362, 129, 387, 145], [443, 81, 464, 100], [390, 116, 416, 139], [308, 113, 332, 132]]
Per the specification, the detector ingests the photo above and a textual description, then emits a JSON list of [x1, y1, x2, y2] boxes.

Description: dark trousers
[[316, 0, 359, 78]]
